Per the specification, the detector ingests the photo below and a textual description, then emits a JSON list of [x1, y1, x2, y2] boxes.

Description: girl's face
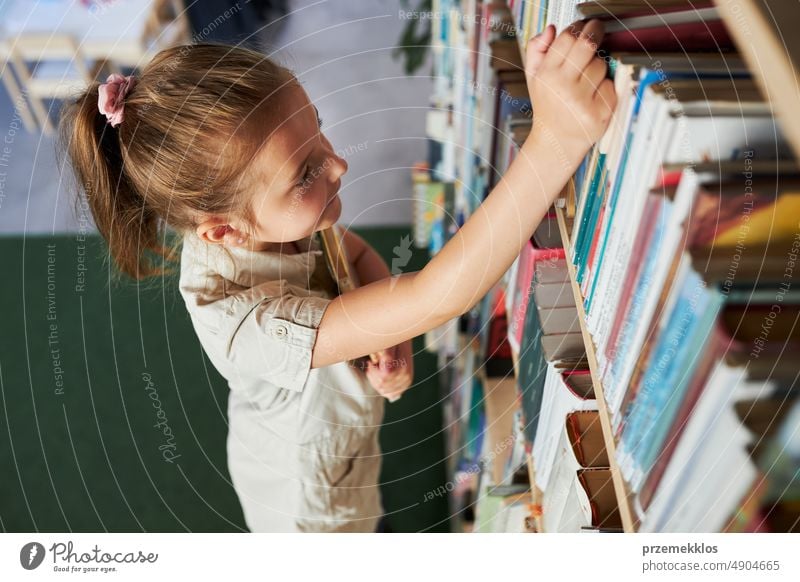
[[245, 84, 347, 246]]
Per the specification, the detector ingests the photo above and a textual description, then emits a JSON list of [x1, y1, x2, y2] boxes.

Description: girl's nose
[[321, 133, 348, 181], [328, 151, 348, 182], [332, 154, 348, 179]]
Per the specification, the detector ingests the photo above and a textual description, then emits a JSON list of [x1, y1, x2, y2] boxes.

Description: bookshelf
[[713, 0, 800, 160], [419, 0, 800, 533]]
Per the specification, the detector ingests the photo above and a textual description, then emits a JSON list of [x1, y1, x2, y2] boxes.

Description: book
[[533, 364, 597, 491]]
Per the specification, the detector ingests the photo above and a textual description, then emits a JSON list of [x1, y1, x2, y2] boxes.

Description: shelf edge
[[555, 206, 638, 533]]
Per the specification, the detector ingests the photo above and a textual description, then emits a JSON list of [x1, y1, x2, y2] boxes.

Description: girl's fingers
[[594, 78, 617, 117], [543, 20, 589, 69], [369, 349, 389, 370], [365, 342, 413, 398], [369, 370, 409, 391], [563, 20, 605, 78], [367, 366, 411, 391], [579, 18, 605, 48], [525, 24, 556, 77], [582, 57, 608, 93]]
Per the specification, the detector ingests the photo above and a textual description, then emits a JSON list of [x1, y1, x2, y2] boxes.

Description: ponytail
[[59, 84, 173, 280]]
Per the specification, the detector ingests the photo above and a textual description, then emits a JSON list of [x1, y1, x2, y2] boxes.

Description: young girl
[[59, 20, 615, 532]]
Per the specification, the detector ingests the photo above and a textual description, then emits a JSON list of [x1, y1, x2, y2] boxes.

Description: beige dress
[[178, 230, 385, 532]]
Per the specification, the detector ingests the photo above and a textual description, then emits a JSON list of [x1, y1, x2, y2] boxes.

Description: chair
[[9, 34, 109, 134], [0, 39, 38, 133]]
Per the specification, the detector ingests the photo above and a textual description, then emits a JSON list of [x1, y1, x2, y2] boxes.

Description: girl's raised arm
[[312, 20, 616, 369]]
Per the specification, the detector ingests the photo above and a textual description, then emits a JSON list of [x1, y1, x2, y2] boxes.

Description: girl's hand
[[525, 20, 617, 162], [365, 340, 414, 402]]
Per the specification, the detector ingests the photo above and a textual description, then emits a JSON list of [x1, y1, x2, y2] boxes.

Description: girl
[[59, 21, 615, 532]]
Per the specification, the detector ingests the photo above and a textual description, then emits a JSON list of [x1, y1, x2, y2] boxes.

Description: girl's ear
[[196, 220, 247, 246]]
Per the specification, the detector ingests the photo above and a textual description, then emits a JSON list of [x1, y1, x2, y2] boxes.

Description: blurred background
[[0, 0, 452, 532]]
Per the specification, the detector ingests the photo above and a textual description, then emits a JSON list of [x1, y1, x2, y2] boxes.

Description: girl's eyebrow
[[284, 105, 321, 189]]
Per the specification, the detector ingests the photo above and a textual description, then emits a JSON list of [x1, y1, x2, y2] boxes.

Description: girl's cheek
[[304, 183, 327, 212], [276, 194, 332, 238], [289, 188, 320, 220]]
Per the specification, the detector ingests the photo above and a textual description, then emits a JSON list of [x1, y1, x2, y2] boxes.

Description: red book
[[508, 241, 567, 352], [580, 204, 606, 296], [600, 20, 733, 53], [602, 193, 663, 368]]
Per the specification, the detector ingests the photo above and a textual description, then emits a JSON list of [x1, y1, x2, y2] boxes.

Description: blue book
[[617, 262, 692, 473], [573, 153, 589, 206], [517, 284, 549, 443], [537, 0, 548, 35], [633, 286, 725, 488], [606, 198, 672, 396], [576, 163, 608, 287], [573, 154, 605, 269], [585, 140, 632, 310], [624, 270, 708, 470], [584, 69, 665, 311]]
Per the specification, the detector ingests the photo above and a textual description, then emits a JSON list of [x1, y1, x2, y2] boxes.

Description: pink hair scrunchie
[[97, 73, 136, 127]]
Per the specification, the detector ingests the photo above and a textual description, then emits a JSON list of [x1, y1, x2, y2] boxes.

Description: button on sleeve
[[226, 287, 332, 393]]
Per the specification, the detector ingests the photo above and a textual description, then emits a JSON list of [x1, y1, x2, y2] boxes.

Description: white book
[[503, 255, 520, 317], [533, 364, 597, 491], [640, 362, 773, 532], [556, 474, 593, 533], [542, 427, 583, 532], [588, 85, 672, 408], [492, 499, 530, 533], [586, 81, 670, 340]]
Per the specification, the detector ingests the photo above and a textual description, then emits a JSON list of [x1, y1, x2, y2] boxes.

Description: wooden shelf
[[555, 206, 638, 533], [500, 0, 800, 533], [504, 215, 636, 532], [714, 0, 800, 161], [504, 0, 640, 532], [479, 0, 800, 533]]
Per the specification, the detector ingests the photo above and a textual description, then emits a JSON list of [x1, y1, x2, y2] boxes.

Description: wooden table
[[0, 0, 186, 68], [0, 0, 189, 131]]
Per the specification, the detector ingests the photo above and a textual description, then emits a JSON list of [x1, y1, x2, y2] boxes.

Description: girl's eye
[[296, 164, 312, 189]]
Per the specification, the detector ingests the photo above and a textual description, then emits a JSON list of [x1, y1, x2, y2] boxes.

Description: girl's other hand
[[525, 19, 617, 161], [364, 340, 414, 402]]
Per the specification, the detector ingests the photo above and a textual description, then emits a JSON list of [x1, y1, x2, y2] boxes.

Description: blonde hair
[[59, 43, 299, 280]]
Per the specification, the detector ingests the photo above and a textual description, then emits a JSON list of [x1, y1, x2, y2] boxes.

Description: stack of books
[[532, 0, 800, 532], [534, 366, 625, 532], [420, 0, 800, 533]]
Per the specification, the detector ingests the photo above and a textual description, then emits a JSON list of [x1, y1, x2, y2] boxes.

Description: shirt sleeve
[[225, 282, 333, 393]]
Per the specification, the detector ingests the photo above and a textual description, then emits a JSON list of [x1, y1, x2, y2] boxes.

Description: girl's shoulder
[[177, 230, 334, 329], [179, 230, 320, 288]]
